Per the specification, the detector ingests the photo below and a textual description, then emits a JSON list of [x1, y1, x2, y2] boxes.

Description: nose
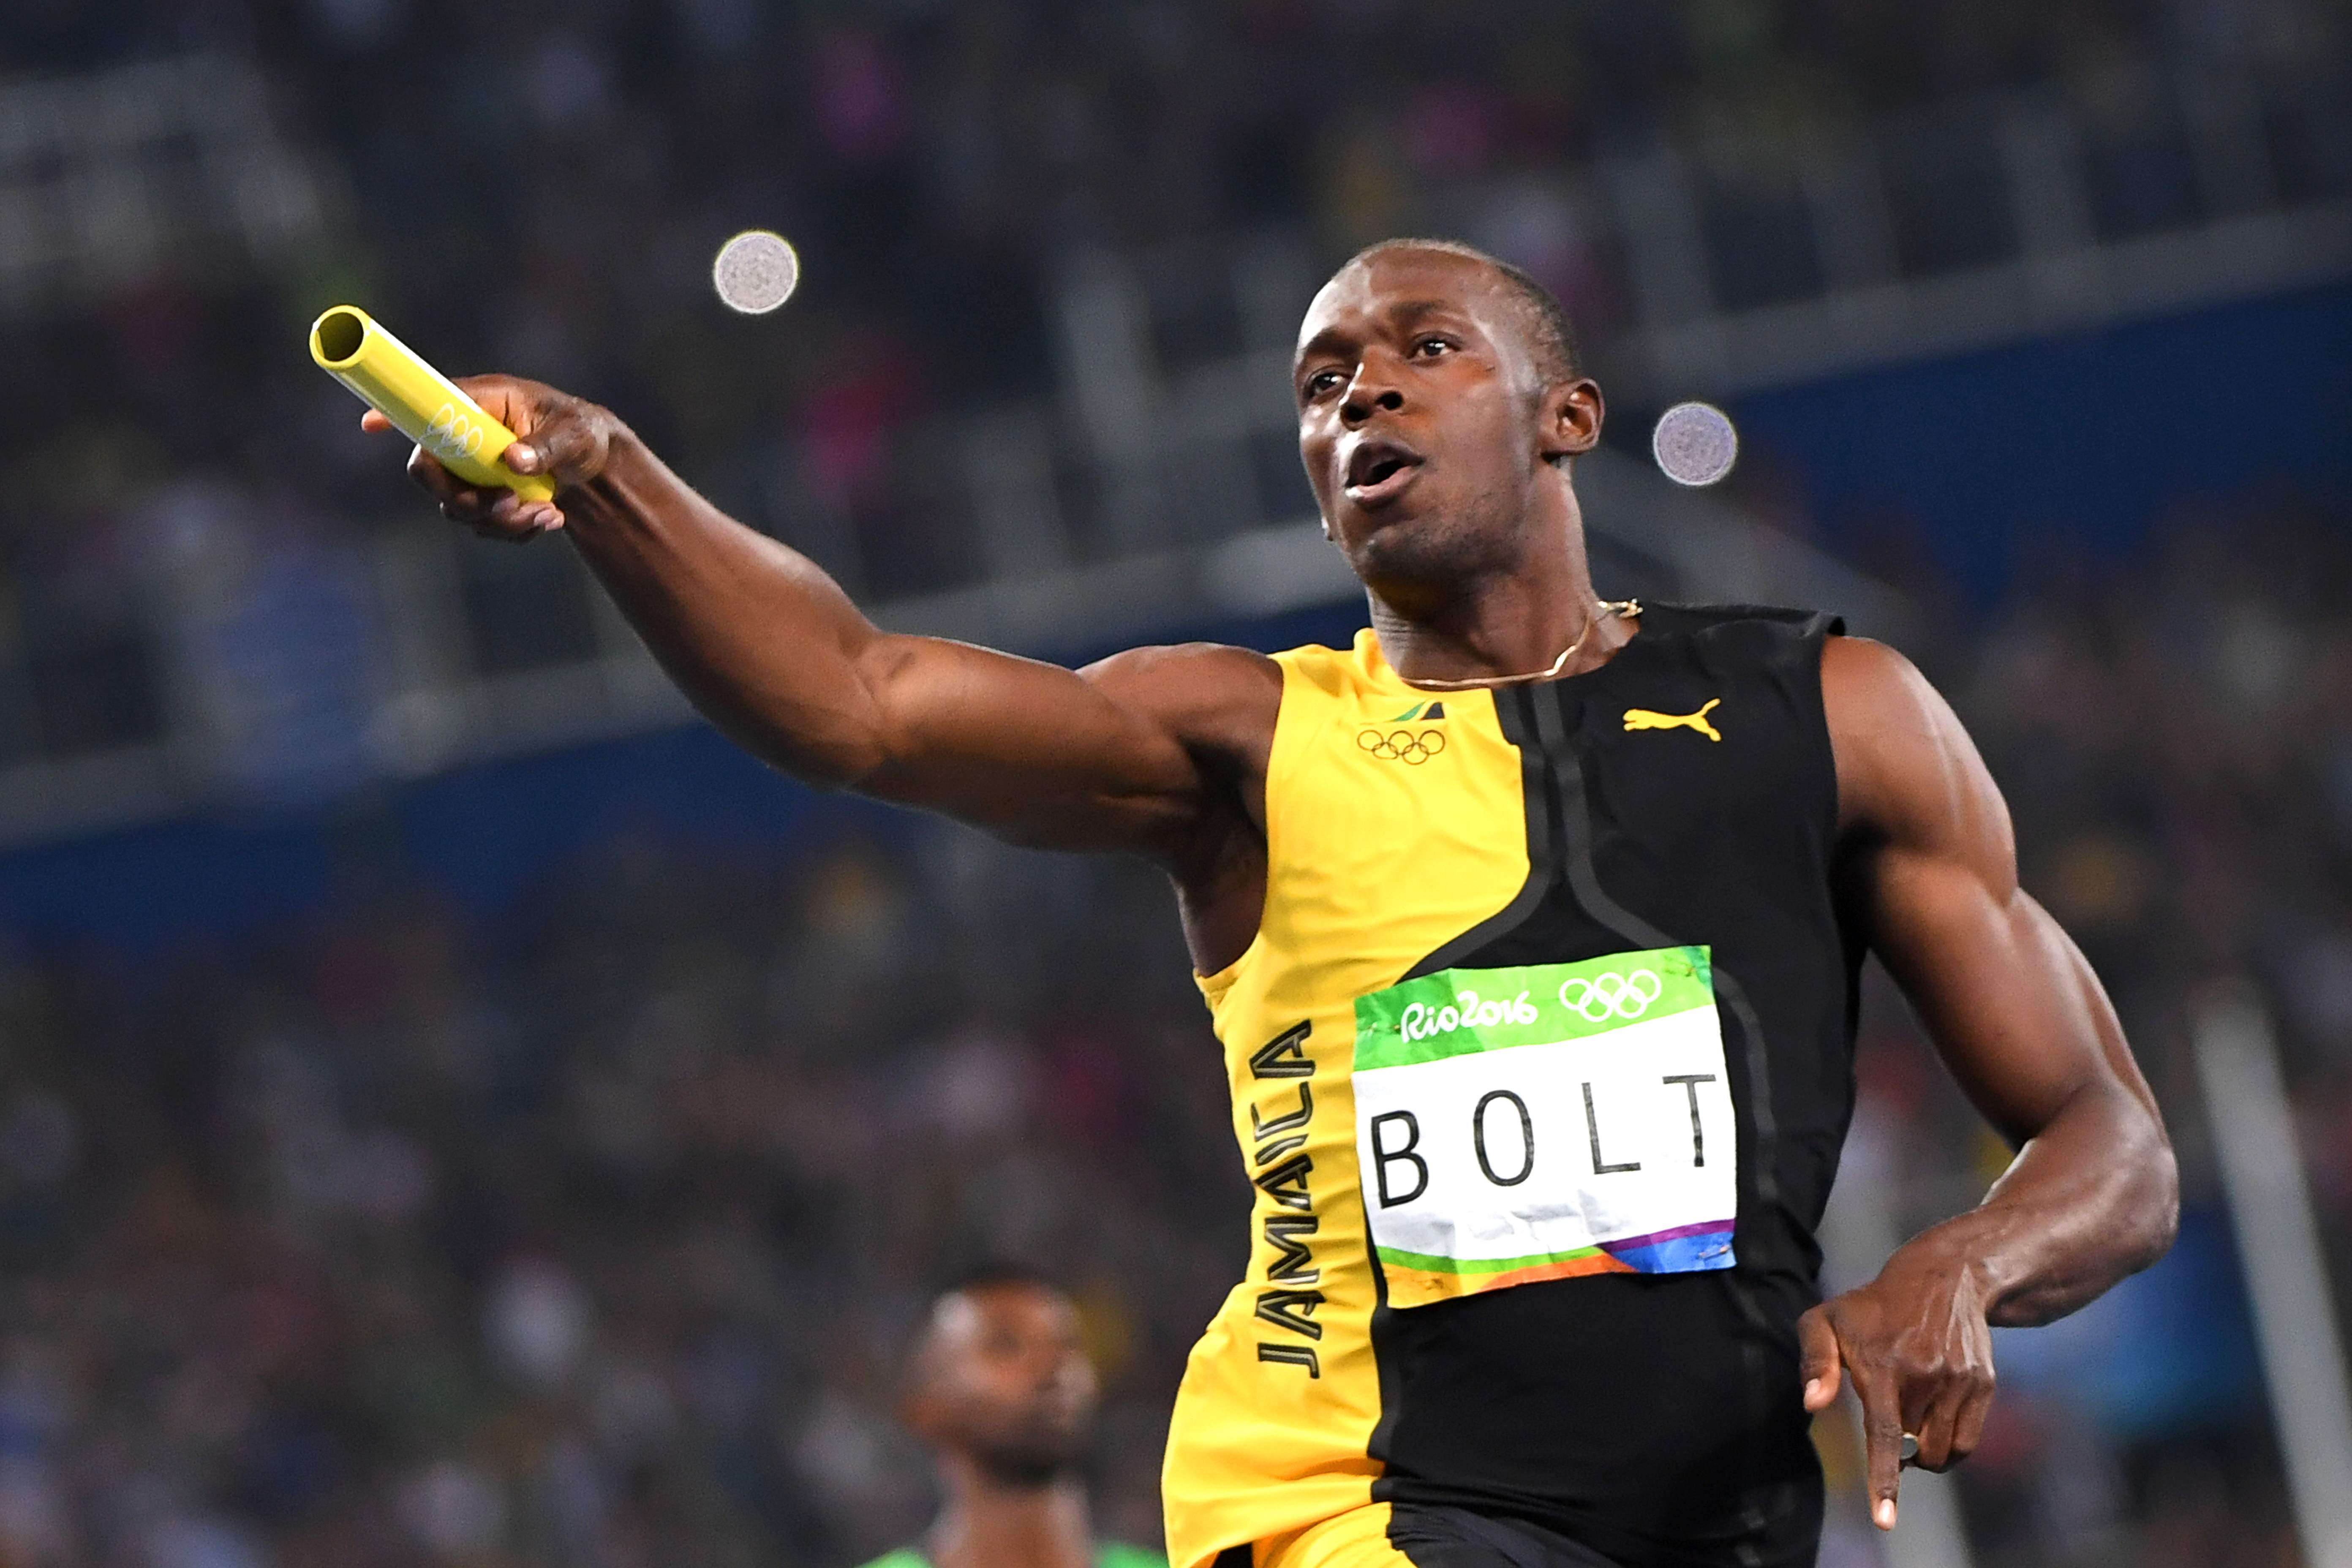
[[1341, 362, 1405, 427]]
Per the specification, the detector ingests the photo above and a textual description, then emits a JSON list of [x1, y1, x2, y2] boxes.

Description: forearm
[[1888, 1083, 2177, 1328], [561, 425, 894, 786], [396, 376, 1230, 851], [1859, 846, 2177, 1328]]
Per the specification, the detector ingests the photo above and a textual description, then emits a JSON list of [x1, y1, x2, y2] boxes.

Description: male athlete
[[367, 238, 2177, 1568], [863, 1271, 1166, 1568]]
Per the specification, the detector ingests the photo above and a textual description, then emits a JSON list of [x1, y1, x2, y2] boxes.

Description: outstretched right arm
[[366, 376, 1279, 862]]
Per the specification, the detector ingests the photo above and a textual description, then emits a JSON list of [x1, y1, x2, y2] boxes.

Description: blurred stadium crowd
[[3, 3, 2351, 1568], [4, 0, 2345, 799], [0, 491, 2344, 1568], [7, 0, 2332, 609], [0, 811, 1237, 1568]]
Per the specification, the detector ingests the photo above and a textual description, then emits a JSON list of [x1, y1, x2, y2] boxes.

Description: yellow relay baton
[[309, 305, 557, 504]]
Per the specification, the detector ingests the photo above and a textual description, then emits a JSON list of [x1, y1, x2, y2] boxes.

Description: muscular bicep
[[1825, 637, 2156, 1144], [847, 635, 1278, 858], [1857, 830, 2147, 1143]]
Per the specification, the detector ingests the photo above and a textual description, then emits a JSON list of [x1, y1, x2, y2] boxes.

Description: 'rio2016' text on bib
[[1352, 947, 1737, 1308]]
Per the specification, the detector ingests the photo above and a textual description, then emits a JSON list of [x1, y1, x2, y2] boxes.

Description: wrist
[[1880, 1222, 2007, 1314], [569, 416, 650, 517]]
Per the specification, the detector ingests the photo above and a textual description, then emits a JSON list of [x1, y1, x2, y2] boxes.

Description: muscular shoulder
[[1081, 641, 1283, 769], [1819, 635, 2013, 879]]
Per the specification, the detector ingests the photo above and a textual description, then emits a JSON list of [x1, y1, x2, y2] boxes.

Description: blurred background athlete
[[862, 1271, 1165, 1568], [369, 238, 2176, 1568]]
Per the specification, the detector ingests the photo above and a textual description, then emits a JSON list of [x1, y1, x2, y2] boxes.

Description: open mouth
[[1342, 438, 1425, 506]]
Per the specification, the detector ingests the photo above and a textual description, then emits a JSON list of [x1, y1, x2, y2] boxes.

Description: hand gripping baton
[[309, 305, 557, 504]]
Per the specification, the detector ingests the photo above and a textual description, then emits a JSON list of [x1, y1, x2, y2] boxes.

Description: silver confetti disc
[[712, 230, 800, 315], [1652, 400, 1739, 487]]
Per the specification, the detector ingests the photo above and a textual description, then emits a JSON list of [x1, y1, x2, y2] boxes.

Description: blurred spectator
[[862, 1271, 1163, 1568]]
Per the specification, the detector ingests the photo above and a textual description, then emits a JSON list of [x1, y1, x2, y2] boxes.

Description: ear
[[1536, 377, 1604, 463]]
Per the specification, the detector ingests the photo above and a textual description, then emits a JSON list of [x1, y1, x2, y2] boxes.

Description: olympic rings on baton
[[1357, 727, 1447, 764], [1558, 969, 1663, 1021]]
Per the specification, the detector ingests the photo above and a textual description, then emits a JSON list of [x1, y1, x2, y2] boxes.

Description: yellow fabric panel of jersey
[[1259, 1502, 1412, 1568], [1160, 630, 1533, 1568]]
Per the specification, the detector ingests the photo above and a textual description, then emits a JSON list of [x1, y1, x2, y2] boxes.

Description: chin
[[971, 1416, 1087, 1487], [973, 1442, 1082, 1489], [1349, 504, 1518, 588]]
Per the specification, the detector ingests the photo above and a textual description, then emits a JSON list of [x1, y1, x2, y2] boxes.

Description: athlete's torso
[[1163, 605, 1859, 1568]]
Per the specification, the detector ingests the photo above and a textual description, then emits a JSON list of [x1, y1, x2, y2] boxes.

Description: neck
[[1366, 465, 1629, 685], [927, 1457, 1092, 1568]]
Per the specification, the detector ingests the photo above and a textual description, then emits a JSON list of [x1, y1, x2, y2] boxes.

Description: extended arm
[[364, 378, 1278, 861], [1801, 635, 2177, 1526]]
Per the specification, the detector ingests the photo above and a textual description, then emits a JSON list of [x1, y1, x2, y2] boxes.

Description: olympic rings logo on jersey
[[1358, 727, 1446, 764], [1558, 969, 1664, 1022]]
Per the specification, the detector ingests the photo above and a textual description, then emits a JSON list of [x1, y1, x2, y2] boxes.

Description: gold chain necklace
[[1400, 599, 1642, 691]]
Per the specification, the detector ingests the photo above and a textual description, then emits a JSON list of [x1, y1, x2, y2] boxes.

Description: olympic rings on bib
[[1558, 969, 1663, 1021], [1357, 727, 1446, 764]]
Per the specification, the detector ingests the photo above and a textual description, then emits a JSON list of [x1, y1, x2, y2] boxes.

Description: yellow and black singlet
[[1165, 604, 1857, 1568]]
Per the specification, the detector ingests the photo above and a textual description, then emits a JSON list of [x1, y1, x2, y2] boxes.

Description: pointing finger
[[360, 409, 392, 433], [1855, 1365, 1905, 1530]]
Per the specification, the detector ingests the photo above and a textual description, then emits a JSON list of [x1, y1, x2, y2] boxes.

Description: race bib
[[1352, 947, 1738, 1309]]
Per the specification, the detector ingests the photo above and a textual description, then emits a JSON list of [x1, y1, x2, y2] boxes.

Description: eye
[[1302, 367, 1345, 399], [1412, 335, 1456, 359]]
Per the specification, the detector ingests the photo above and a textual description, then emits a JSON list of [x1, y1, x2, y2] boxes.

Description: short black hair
[[933, 1261, 1063, 1301], [1345, 237, 1581, 387]]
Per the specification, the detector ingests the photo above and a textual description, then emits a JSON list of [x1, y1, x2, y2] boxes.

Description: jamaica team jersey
[[1163, 606, 1859, 1568]]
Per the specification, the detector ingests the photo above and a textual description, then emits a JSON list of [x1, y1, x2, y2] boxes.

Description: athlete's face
[[904, 1283, 1097, 1485], [1293, 250, 1602, 590]]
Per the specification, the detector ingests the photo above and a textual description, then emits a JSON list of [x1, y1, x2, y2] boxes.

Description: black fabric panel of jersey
[[1369, 604, 1857, 1568], [1386, 1500, 1635, 1566]]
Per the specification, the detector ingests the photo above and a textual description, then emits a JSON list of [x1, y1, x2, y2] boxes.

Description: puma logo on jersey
[[1622, 699, 1722, 742]]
